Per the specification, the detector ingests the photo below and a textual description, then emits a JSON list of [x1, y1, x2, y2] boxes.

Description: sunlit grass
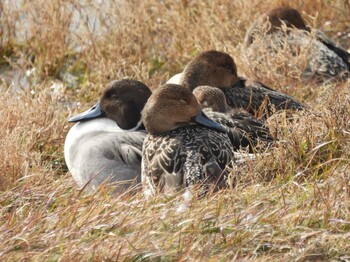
[[0, 0, 349, 260]]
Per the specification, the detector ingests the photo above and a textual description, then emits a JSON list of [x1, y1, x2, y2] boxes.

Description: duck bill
[[193, 110, 226, 133], [68, 102, 106, 122]]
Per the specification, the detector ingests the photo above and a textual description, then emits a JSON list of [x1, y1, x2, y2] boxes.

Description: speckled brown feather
[[142, 125, 234, 195]]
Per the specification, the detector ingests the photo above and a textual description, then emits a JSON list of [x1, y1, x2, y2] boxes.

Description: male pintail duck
[[243, 7, 350, 83], [64, 79, 152, 193], [167, 50, 305, 114], [193, 85, 274, 152], [141, 84, 235, 196]]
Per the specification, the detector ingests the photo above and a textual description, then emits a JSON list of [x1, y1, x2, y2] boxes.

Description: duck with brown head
[[168, 50, 305, 115], [193, 85, 274, 153], [180, 50, 238, 90], [64, 79, 152, 193], [267, 7, 309, 34], [141, 84, 235, 196], [193, 85, 230, 113], [243, 7, 350, 82]]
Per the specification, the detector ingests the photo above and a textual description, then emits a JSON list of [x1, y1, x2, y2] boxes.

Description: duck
[[242, 7, 350, 83], [64, 79, 152, 193], [141, 84, 235, 196], [192, 85, 274, 152], [166, 50, 305, 116]]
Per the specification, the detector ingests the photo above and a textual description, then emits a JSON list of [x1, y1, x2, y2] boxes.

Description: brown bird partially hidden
[[243, 7, 350, 83], [193, 85, 274, 153], [167, 50, 305, 116]]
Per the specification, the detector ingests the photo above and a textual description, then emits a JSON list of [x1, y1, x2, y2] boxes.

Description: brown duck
[[167, 50, 306, 115], [193, 85, 274, 152], [141, 84, 235, 196], [243, 7, 350, 82]]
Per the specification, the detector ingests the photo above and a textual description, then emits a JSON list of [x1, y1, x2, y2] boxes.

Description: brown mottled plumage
[[193, 85, 274, 152], [178, 50, 305, 114], [141, 84, 235, 195], [243, 7, 350, 82]]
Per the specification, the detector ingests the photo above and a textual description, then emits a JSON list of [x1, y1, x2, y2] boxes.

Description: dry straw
[[0, 0, 349, 260]]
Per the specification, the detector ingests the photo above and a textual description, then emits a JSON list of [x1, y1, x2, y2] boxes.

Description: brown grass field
[[0, 0, 349, 260]]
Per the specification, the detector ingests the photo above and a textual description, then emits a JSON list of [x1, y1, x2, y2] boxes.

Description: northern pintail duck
[[193, 85, 274, 152], [64, 79, 152, 192], [167, 50, 305, 115], [243, 7, 350, 82], [141, 84, 235, 195]]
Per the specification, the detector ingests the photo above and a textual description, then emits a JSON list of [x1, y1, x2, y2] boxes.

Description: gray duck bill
[[68, 102, 106, 122], [193, 110, 227, 133]]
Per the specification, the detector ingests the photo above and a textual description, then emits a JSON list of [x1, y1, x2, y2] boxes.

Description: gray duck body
[[70, 131, 146, 190], [64, 79, 151, 193]]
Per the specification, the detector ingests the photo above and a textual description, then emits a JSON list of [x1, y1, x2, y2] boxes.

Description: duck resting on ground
[[192, 85, 274, 152], [141, 84, 235, 196], [242, 7, 350, 83], [167, 50, 306, 116], [64, 79, 152, 193]]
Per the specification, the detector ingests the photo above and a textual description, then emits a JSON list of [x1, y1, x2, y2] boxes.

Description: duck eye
[[111, 94, 118, 98], [106, 93, 118, 99], [226, 65, 234, 74]]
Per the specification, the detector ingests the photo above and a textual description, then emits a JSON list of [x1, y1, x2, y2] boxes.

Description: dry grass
[[0, 0, 349, 260]]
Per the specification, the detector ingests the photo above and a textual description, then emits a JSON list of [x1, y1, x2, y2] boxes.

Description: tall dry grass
[[0, 0, 349, 260]]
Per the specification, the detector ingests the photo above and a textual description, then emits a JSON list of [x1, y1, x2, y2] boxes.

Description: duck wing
[[315, 30, 350, 72], [72, 131, 146, 192], [204, 109, 273, 152], [222, 79, 305, 113], [142, 133, 185, 195]]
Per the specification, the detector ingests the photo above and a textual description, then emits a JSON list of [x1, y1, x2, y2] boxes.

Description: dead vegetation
[[0, 0, 349, 260]]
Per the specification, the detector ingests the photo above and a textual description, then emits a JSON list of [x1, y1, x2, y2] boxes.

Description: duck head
[[142, 84, 226, 135], [181, 50, 239, 91], [69, 79, 152, 130], [193, 85, 229, 113], [267, 7, 310, 33]]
